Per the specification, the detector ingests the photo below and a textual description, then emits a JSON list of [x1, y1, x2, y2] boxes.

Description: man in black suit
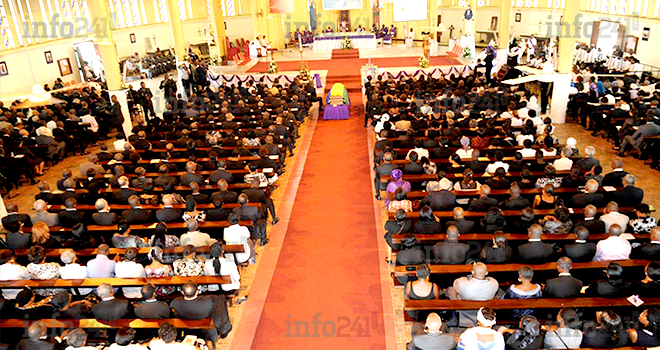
[[465, 150, 487, 174], [113, 176, 137, 203], [374, 152, 398, 199], [602, 157, 627, 187], [564, 226, 597, 262], [16, 321, 59, 350], [180, 161, 203, 186], [633, 226, 660, 260], [517, 224, 556, 263], [121, 195, 153, 224], [207, 198, 230, 221], [209, 160, 234, 184], [576, 146, 600, 171], [170, 281, 232, 345], [56, 169, 72, 191], [432, 225, 470, 264], [502, 184, 530, 209], [91, 283, 132, 320], [543, 257, 583, 298], [422, 179, 456, 211], [2, 203, 32, 228], [155, 194, 182, 222], [109, 165, 125, 188], [233, 194, 267, 245], [59, 178, 82, 204], [92, 198, 117, 226], [212, 179, 239, 204], [445, 207, 475, 234], [468, 184, 498, 211], [154, 164, 178, 187], [243, 179, 279, 224], [34, 181, 58, 204], [574, 205, 606, 234], [57, 198, 86, 227], [568, 179, 605, 208], [614, 173, 644, 208], [251, 147, 280, 174], [96, 143, 114, 162], [186, 181, 209, 204], [404, 151, 425, 174], [134, 284, 170, 319]]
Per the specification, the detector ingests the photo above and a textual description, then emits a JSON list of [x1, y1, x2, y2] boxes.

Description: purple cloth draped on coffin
[[323, 104, 350, 120]]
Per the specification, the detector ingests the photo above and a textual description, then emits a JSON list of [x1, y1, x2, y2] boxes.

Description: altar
[[313, 32, 377, 51]]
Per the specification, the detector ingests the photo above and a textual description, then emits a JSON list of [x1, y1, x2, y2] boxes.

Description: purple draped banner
[[382, 65, 474, 81], [217, 73, 323, 88]]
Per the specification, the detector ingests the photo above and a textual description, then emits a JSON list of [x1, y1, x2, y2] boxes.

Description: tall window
[[177, 0, 186, 20], [588, 0, 647, 15], [513, 0, 538, 7], [111, 0, 143, 28], [154, 0, 168, 22], [0, 3, 13, 48]]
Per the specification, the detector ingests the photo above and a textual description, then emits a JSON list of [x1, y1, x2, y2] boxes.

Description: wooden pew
[[389, 233, 648, 245], [47, 202, 262, 212], [404, 296, 660, 311], [99, 156, 260, 167], [22, 220, 254, 233], [13, 245, 246, 258], [393, 259, 653, 278], [0, 275, 231, 288], [397, 187, 620, 200], [380, 170, 572, 183], [0, 318, 214, 329], [386, 207, 637, 220], [390, 155, 582, 165]]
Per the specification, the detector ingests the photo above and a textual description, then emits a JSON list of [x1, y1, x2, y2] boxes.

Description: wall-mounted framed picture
[[643, 27, 650, 41], [45, 51, 53, 64], [515, 13, 522, 22], [0, 61, 8, 76], [130, 33, 136, 43], [58, 58, 72, 76]]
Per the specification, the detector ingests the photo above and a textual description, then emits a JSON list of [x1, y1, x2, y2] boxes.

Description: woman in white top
[[542, 308, 584, 349], [455, 136, 474, 159], [405, 28, 414, 48], [223, 212, 253, 264], [204, 242, 240, 292], [457, 307, 505, 350]]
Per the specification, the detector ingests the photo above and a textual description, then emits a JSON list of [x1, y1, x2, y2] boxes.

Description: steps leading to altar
[[331, 49, 360, 59]]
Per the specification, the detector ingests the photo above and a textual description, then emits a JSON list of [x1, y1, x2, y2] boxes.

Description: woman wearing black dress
[[627, 308, 660, 347], [384, 209, 412, 250], [480, 231, 513, 264], [581, 310, 629, 348]]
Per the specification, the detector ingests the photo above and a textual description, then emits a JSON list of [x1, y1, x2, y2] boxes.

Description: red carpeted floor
[[250, 52, 386, 349]]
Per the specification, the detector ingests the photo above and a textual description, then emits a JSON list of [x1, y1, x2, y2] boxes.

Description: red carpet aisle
[[248, 52, 387, 349], [247, 55, 456, 74]]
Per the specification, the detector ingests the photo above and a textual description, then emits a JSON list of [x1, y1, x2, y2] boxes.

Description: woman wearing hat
[[385, 169, 411, 206]]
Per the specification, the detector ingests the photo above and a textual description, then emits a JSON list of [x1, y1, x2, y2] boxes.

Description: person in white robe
[[405, 29, 414, 48]]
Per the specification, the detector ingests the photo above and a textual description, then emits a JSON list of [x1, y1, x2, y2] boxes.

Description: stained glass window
[[177, 0, 186, 20], [225, 0, 234, 16], [155, 0, 168, 22], [0, 3, 13, 49]]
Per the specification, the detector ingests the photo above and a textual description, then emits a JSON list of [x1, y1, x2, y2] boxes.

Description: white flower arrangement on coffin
[[418, 55, 429, 68]]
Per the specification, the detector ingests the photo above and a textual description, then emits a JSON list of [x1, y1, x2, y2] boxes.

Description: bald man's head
[[606, 201, 619, 213], [651, 226, 660, 242], [609, 224, 622, 236], [480, 184, 491, 197], [472, 262, 488, 279], [446, 225, 460, 241], [528, 224, 543, 239], [425, 313, 442, 333], [453, 207, 464, 220], [557, 257, 572, 273]]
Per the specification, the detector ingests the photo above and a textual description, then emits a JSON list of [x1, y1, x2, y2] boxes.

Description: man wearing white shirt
[[113, 133, 128, 151], [59, 250, 93, 295], [406, 144, 430, 160], [518, 140, 537, 158], [593, 224, 631, 261], [64, 328, 98, 350], [0, 249, 29, 300], [223, 213, 253, 264], [599, 201, 630, 232], [114, 248, 146, 299], [87, 244, 116, 278], [180, 219, 217, 247], [552, 147, 574, 171], [485, 152, 510, 174], [80, 113, 99, 133], [527, 109, 543, 126]]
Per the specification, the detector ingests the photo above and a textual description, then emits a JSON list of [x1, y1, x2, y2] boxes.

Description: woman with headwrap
[[385, 169, 411, 206], [457, 307, 505, 350]]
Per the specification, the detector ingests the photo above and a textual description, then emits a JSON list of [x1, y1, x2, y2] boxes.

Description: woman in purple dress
[[385, 169, 411, 206]]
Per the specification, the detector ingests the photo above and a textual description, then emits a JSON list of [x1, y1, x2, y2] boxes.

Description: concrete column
[[498, 0, 511, 50], [166, 0, 187, 60], [550, 0, 581, 124], [428, 0, 438, 40], [212, 0, 227, 57], [88, 0, 122, 90]]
